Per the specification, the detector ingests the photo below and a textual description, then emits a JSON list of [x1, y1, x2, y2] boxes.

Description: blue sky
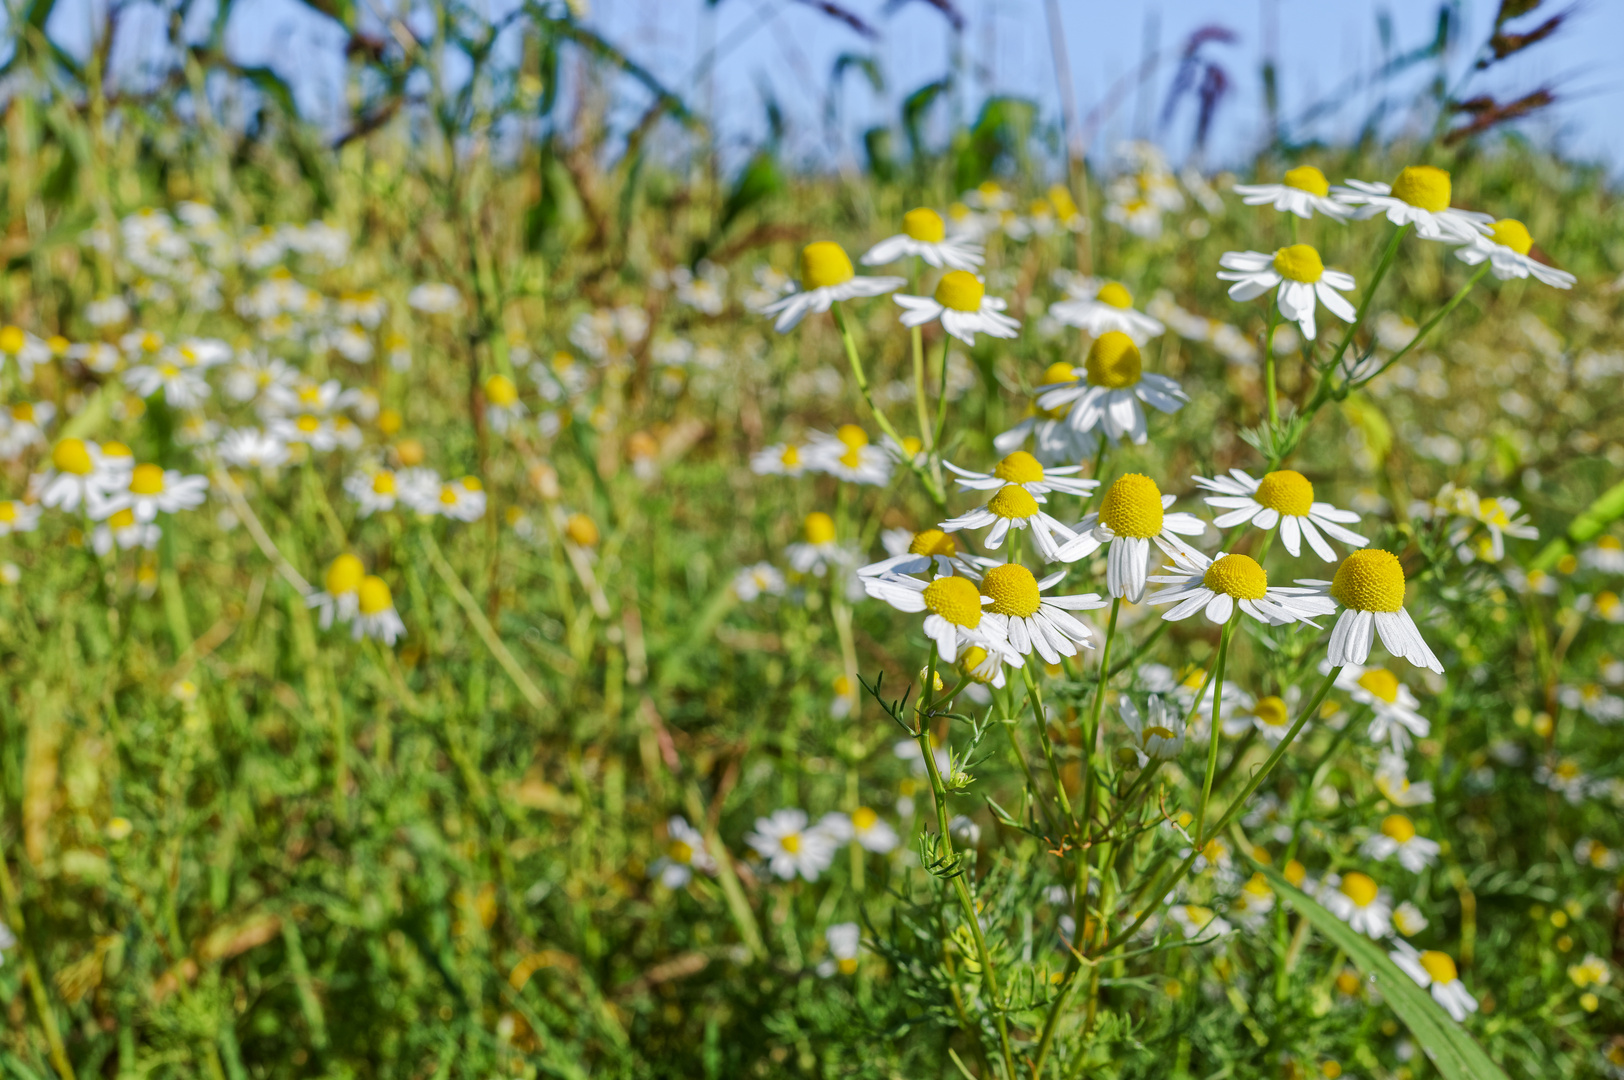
[[40, 0, 1624, 172]]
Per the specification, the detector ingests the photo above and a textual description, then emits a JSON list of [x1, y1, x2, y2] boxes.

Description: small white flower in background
[[1301, 549, 1444, 673], [1037, 332, 1187, 447], [1560, 683, 1624, 723], [1119, 695, 1185, 766], [743, 265, 796, 313], [1193, 468, 1368, 561], [1226, 874, 1277, 930], [861, 207, 983, 271], [1375, 752, 1435, 807], [1235, 694, 1295, 744], [90, 508, 161, 555], [818, 807, 899, 854], [1570, 953, 1613, 990], [672, 261, 729, 315], [214, 428, 288, 471], [1334, 165, 1491, 242], [761, 242, 904, 333], [344, 468, 400, 517], [818, 922, 863, 977], [992, 362, 1104, 466], [746, 809, 838, 882], [785, 512, 858, 577], [309, 554, 366, 630], [750, 440, 810, 478], [1390, 941, 1478, 1022], [1581, 535, 1624, 574], [1147, 548, 1336, 628], [1453, 217, 1575, 288], [86, 294, 131, 327], [1168, 904, 1232, 941], [732, 562, 786, 601], [948, 815, 980, 847], [1217, 244, 1356, 341], [1434, 485, 1539, 564], [1049, 280, 1165, 343], [91, 464, 208, 523], [804, 425, 893, 487], [1575, 838, 1620, 871], [123, 356, 211, 408], [1231, 165, 1352, 220], [649, 816, 716, 888], [0, 326, 52, 381], [1057, 474, 1209, 602], [482, 374, 526, 433], [1319, 871, 1393, 937], [893, 270, 1020, 346], [408, 282, 461, 314], [424, 477, 487, 523], [0, 500, 42, 537], [1392, 900, 1430, 937], [354, 575, 406, 645], [0, 401, 56, 459], [1360, 813, 1441, 872], [1535, 756, 1594, 804], [1332, 663, 1431, 752]]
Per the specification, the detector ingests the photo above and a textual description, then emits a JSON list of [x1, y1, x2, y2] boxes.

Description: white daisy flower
[[1227, 873, 1279, 930], [862, 571, 1019, 665], [1119, 694, 1185, 766], [0, 326, 52, 382], [1146, 548, 1337, 627], [410, 476, 486, 522], [1333, 166, 1491, 242], [761, 242, 904, 333], [1217, 244, 1356, 341], [1319, 871, 1392, 937], [223, 352, 298, 403], [1375, 751, 1435, 807], [946, 450, 1098, 499], [1333, 663, 1430, 752], [1168, 904, 1232, 941], [992, 362, 1103, 464], [1453, 218, 1575, 287], [1055, 474, 1209, 602], [1361, 813, 1440, 872], [92, 464, 207, 523], [1580, 535, 1624, 574], [309, 554, 365, 629], [269, 413, 339, 452], [1231, 165, 1352, 220], [217, 428, 289, 470], [857, 527, 979, 580], [0, 401, 54, 458], [804, 425, 893, 486], [750, 440, 810, 477], [1439, 487, 1539, 564], [1049, 281, 1165, 343], [1194, 468, 1368, 560], [481, 374, 526, 434], [785, 512, 858, 577], [354, 575, 406, 644], [1036, 332, 1187, 446], [733, 562, 787, 601], [344, 468, 400, 516], [407, 282, 461, 314], [1560, 683, 1624, 724], [860, 207, 983, 270], [1390, 942, 1478, 1022], [954, 643, 1014, 697], [969, 563, 1105, 665], [123, 358, 211, 407], [745, 809, 838, 882], [90, 507, 160, 555], [893, 270, 1020, 346], [940, 484, 1077, 563], [1301, 549, 1444, 673], [0, 500, 41, 537], [29, 439, 127, 512], [819, 922, 863, 977], [649, 815, 716, 888], [1392, 901, 1430, 937], [263, 377, 358, 419], [1235, 694, 1296, 743], [817, 807, 900, 854]]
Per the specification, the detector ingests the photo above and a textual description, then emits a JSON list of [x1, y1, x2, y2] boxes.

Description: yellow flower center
[[52, 438, 94, 475], [1390, 165, 1451, 213], [977, 180, 1002, 200], [565, 513, 599, 547], [1478, 498, 1511, 528], [297, 415, 321, 434], [462, 477, 483, 493], [923, 576, 983, 629], [1381, 814, 1416, 843], [1330, 549, 1406, 613], [103, 441, 132, 460], [801, 242, 855, 290], [129, 463, 165, 496], [1041, 361, 1076, 386], [1340, 872, 1379, 908], [804, 512, 837, 545], [959, 645, 994, 682], [1253, 696, 1289, 728], [1273, 244, 1325, 284], [358, 575, 394, 616], [900, 436, 922, 457], [902, 207, 946, 243], [11, 404, 33, 422], [0, 503, 13, 523], [372, 472, 396, 495], [1085, 331, 1143, 389], [852, 806, 878, 832], [994, 451, 1045, 485], [909, 528, 957, 558], [1096, 282, 1133, 309], [987, 484, 1039, 521], [1419, 951, 1458, 985], [779, 832, 802, 854], [982, 563, 1043, 618], [1245, 872, 1272, 898], [1099, 473, 1164, 539], [668, 840, 693, 864], [934, 270, 985, 313], [1254, 470, 1315, 517], [1598, 536, 1621, 551], [1145, 724, 1177, 742], [109, 508, 136, 529], [1283, 165, 1330, 197], [838, 957, 858, 975], [0, 326, 23, 354], [439, 486, 459, 505], [141, 333, 162, 353], [325, 553, 365, 595], [780, 444, 801, 468], [837, 424, 868, 450], [485, 374, 518, 407], [1284, 859, 1306, 887], [1203, 553, 1268, 600], [1357, 668, 1401, 704], [1488, 219, 1533, 255]]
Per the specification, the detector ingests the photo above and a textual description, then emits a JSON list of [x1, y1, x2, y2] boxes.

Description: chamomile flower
[[1194, 468, 1368, 560], [939, 484, 1077, 562], [787, 513, 856, 577], [1390, 942, 1478, 1022], [1361, 813, 1440, 872], [1375, 751, 1435, 807], [354, 575, 406, 644], [1443, 488, 1538, 563], [1334, 664, 1430, 752], [761, 243, 904, 333], [1168, 904, 1232, 941], [419, 477, 487, 522], [970, 563, 1105, 664], [269, 413, 339, 452], [857, 527, 968, 579], [0, 326, 50, 381], [993, 362, 1102, 464], [750, 440, 809, 477], [482, 374, 526, 433], [1049, 281, 1165, 343], [1240, 695, 1297, 744], [946, 450, 1098, 499], [1334, 165, 1491, 242], [860, 208, 983, 270], [893, 270, 1020, 346], [1306, 549, 1444, 673], [1453, 218, 1575, 287], [90, 508, 160, 555], [955, 643, 1013, 697], [1392, 901, 1430, 937], [216, 428, 289, 471], [1036, 331, 1187, 446], [344, 468, 401, 517], [93, 464, 208, 523], [1570, 954, 1613, 990], [0, 402, 55, 457], [819, 923, 862, 976], [309, 553, 365, 629], [123, 356, 211, 407], [1146, 549, 1335, 627], [0, 500, 41, 537], [1581, 535, 1624, 574], [1217, 244, 1356, 341], [733, 562, 787, 601], [745, 809, 838, 882], [1119, 694, 1185, 766], [223, 352, 298, 403], [1228, 873, 1278, 929], [1231, 165, 1353, 219], [1056, 474, 1209, 601], [1320, 871, 1393, 937], [862, 572, 1018, 665], [1560, 683, 1624, 723], [806, 425, 893, 486], [32, 439, 130, 511], [818, 807, 900, 854], [649, 816, 715, 888], [407, 282, 461, 314]]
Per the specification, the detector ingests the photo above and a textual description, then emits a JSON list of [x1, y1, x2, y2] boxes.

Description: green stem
[[1322, 223, 1409, 380], [1193, 616, 1237, 845], [1022, 663, 1074, 819], [1353, 263, 1491, 389], [1263, 301, 1281, 428], [832, 300, 946, 506]]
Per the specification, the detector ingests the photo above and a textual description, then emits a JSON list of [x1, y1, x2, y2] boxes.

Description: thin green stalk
[[1022, 663, 1074, 819], [831, 301, 945, 506], [1262, 301, 1281, 428], [1193, 616, 1237, 843], [419, 529, 552, 711], [0, 856, 75, 1080], [1323, 223, 1409, 379], [1353, 262, 1492, 388]]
